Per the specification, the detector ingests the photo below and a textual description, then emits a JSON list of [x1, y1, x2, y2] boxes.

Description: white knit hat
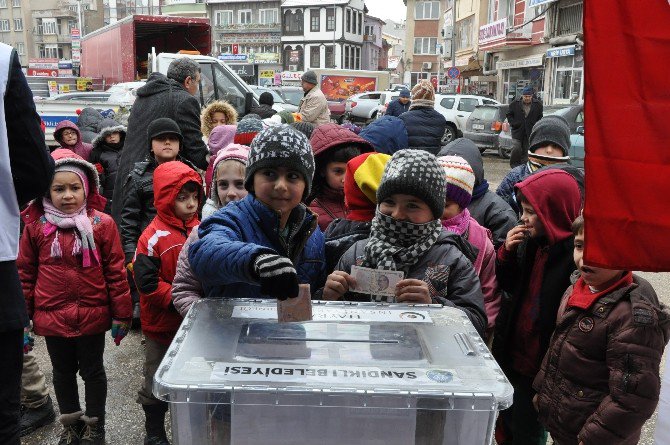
[[437, 155, 476, 208]]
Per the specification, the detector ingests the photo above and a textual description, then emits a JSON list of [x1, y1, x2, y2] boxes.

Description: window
[[259, 8, 278, 25], [283, 10, 303, 34], [68, 19, 77, 33], [310, 46, 320, 68], [0, 0, 6, 8], [344, 46, 349, 69], [358, 12, 362, 34], [457, 98, 478, 112], [12, 0, 19, 7], [39, 44, 60, 59], [352, 10, 356, 34], [16, 42, 24, 55], [506, 0, 515, 27], [68, 5, 77, 12], [455, 16, 474, 51], [553, 53, 583, 103], [413, 37, 437, 55], [238, 10, 251, 25], [556, 3, 583, 36], [0, 20, 9, 32], [346, 9, 351, 33], [42, 18, 57, 35], [326, 7, 335, 31], [215, 10, 233, 27], [13, 18, 21, 31], [325, 45, 334, 68], [310, 8, 320, 32], [440, 97, 455, 109], [415, 1, 439, 20], [355, 46, 360, 69]]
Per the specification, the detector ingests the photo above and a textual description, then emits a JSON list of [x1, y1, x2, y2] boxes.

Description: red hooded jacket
[[133, 161, 203, 345], [17, 149, 131, 337]]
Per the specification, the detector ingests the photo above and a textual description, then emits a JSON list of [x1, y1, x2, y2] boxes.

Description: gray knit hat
[[301, 70, 318, 85], [529, 115, 571, 156], [377, 149, 446, 219], [245, 124, 315, 199]]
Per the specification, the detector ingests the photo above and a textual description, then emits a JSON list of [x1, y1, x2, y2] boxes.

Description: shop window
[[554, 54, 582, 103]]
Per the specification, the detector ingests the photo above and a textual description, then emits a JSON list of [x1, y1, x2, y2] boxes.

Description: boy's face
[[520, 199, 546, 238], [441, 199, 462, 220], [151, 134, 180, 164], [173, 186, 199, 222], [533, 143, 563, 158], [574, 230, 624, 290], [60, 129, 78, 147], [216, 161, 248, 205], [211, 112, 228, 127], [379, 193, 434, 224], [324, 161, 347, 191], [252, 166, 305, 228], [50, 171, 85, 212], [105, 132, 121, 144]]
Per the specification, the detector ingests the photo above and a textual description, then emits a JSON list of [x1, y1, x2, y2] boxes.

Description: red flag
[[584, 0, 670, 271]]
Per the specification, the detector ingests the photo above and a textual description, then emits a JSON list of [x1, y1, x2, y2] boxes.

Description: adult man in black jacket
[[1, 44, 55, 445], [111, 58, 209, 223], [385, 88, 411, 117], [506, 85, 543, 167]]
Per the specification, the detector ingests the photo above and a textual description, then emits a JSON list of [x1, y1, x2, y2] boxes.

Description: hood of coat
[[359, 115, 409, 155], [54, 120, 87, 151], [515, 169, 581, 245], [136, 72, 186, 99], [207, 124, 236, 155], [208, 143, 250, 203], [77, 108, 104, 132], [91, 118, 126, 149], [438, 138, 484, 186], [201, 101, 239, 137], [153, 161, 203, 229], [309, 123, 373, 158]]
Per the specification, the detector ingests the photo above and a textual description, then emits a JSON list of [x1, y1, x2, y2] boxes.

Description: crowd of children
[[16, 77, 669, 445]]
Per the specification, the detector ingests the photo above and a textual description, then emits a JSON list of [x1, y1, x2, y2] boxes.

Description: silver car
[[344, 91, 385, 123]]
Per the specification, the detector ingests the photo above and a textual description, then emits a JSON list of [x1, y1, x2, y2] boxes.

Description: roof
[[282, 0, 350, 6]]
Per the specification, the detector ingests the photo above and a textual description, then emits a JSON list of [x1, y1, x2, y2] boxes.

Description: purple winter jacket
[[171, 226, 203, 317], [54, 120, 93, 160]]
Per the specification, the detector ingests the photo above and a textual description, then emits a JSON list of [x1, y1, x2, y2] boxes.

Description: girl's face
[[379, 193, 434, 224], [441, 199, 462, 220], [324, 161, 347, 191], [252, 167, 305, 229], [60, 129, 78, 147], [211, 112, 228, 127], [216, 161, 248, 205], [50, 171, 85, 212], [105, 132, 121, 144]]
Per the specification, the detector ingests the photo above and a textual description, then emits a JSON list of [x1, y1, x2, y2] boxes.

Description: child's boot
[[57, 411, 84, 445], [143, 403, 170, 445], [79, 414, 105, 445]]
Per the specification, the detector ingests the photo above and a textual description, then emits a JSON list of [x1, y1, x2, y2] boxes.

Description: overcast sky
[[365, 0, 407, 23]]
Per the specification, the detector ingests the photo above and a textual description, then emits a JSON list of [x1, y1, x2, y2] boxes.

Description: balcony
[[555, 2, 583, 36], [363, 34, 376, 42], [215, 22, 281, 33], [32, 8, 77, 19]]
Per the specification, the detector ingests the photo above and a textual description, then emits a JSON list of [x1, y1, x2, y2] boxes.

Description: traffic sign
[[447, 67, 460, 79]]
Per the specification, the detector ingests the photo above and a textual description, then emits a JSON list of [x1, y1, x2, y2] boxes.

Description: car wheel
[[441, 125, 457, 145], [498, 145, 512, 159]]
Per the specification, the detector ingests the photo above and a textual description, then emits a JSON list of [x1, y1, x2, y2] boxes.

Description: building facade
[[362, 14, 384, 71], [403, 0, 446, 88], [162, 0, 205, 17], [0, 0, 30, 65], [207, 0, 281, 85], [281, 0, 365, 72], [382, 19, 405, 84]]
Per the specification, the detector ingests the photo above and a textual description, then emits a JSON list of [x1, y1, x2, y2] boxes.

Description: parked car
[[569, 125, 585, 169], [249, 85, 298, 112], [389, 83, 409, 92], [271, 86, 304, 107], [344, 91, 386, 123], [434, 94, 500, 145], [376, 91, 401, 118], [462, 104, 509, 154], [46, 92, 113, 102]]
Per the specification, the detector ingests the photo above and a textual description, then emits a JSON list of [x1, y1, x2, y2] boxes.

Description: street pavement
[[21, 151, 668, 444]]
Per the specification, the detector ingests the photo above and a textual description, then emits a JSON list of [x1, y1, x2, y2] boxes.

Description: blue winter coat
[[398, 106, 447, 155], [359, 115, 409, 155], [385, 99, 410, 117], [188, 194, 326, 299], [496, 164, 531, 214]]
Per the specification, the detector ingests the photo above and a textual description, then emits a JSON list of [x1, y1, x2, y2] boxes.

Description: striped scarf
[[41, 198, 100, 267]]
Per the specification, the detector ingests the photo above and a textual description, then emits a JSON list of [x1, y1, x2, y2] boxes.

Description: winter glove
[[23, 327, 34, 354], [253, 254, 299, 300], [111, 319, 129, 346]]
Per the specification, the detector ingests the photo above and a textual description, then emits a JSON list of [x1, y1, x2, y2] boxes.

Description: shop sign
[[259, 70, 275, 78], [547, 45, 576, 58], [229, 64, 254, 77], [289, 50, 300, 63], [497, 55, 544, 69], [27, 68, 58, 77], [254, 53, 280, 63], [58, 84, 70, 94], [28, 58, 59, 69], [58, 61, 73, 69], [219, 33, 281, 44], [528, 0, 557, 6], [479, 18, 507, 44], [76, 77, 93, 91], [48, 80, 58, 96], [281, 71, 303, 81], [218, 54, 248, 62]]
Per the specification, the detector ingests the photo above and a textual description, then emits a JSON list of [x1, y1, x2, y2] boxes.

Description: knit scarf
[[527, 153, 569, 172], [363, 209, 442, 272], [41, 198, 100, 268], [408, 100, 434, 110], [441, 208, 471, 236], [472, 180, 489, 200], [567, 271, 633, 310]]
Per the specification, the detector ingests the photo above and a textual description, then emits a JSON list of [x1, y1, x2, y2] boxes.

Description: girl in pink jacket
[[438, 155, 501, 339]]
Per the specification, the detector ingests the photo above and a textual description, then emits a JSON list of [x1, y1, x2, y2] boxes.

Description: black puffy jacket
[[89, 119, 125, 214], [323, 218, 372, 274], [249, 104, 276, 119], [398, 106, 447, 155]]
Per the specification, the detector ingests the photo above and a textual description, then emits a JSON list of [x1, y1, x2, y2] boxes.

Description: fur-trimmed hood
[[201, 101, 238, 137], [91, 118, 126, 149]]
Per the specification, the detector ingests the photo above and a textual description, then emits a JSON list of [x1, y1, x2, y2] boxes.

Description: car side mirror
[[577, 125, 584, 135]]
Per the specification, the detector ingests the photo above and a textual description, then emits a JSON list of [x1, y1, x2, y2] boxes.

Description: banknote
[[350, 266, 404, 297], [277, 284, 313, 322]]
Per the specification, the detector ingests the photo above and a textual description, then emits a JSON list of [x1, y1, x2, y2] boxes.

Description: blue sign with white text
[[547, 45, 576, 58]]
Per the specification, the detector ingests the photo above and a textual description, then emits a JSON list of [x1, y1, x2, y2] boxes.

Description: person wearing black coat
[[111, 58, 209, 225], [506, 86, 543, 167], [249, 92, 277, 119], [0, 44, 55, 445], [438, 138, 517, 250], [89, 118, 125, 214], [384, 88, 411, 117], [397, 80, 446, 155]]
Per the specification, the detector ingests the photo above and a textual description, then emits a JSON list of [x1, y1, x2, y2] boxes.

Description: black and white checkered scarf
[[362, 210, 442, 272]]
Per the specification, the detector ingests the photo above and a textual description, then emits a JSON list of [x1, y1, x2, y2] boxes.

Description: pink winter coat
[[54, 120, 93, 161], [171, 227, 203, 317], [467, 217, 501, 332]]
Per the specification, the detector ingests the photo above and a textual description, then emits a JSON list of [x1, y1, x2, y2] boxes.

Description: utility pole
[[77, 0, 84, 36]]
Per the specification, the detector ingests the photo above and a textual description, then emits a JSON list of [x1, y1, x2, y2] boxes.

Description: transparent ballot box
[[153, 299, 513, 445]]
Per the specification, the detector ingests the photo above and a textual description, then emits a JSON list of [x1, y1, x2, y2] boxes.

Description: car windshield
[[470, 107, 498, 120], [281, 90, 304, 106]]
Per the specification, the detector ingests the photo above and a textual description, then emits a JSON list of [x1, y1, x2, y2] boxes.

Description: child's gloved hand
[[23, 327, 35, 354], [111, 320, 129, 346], [254, 254, 299, 300]]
